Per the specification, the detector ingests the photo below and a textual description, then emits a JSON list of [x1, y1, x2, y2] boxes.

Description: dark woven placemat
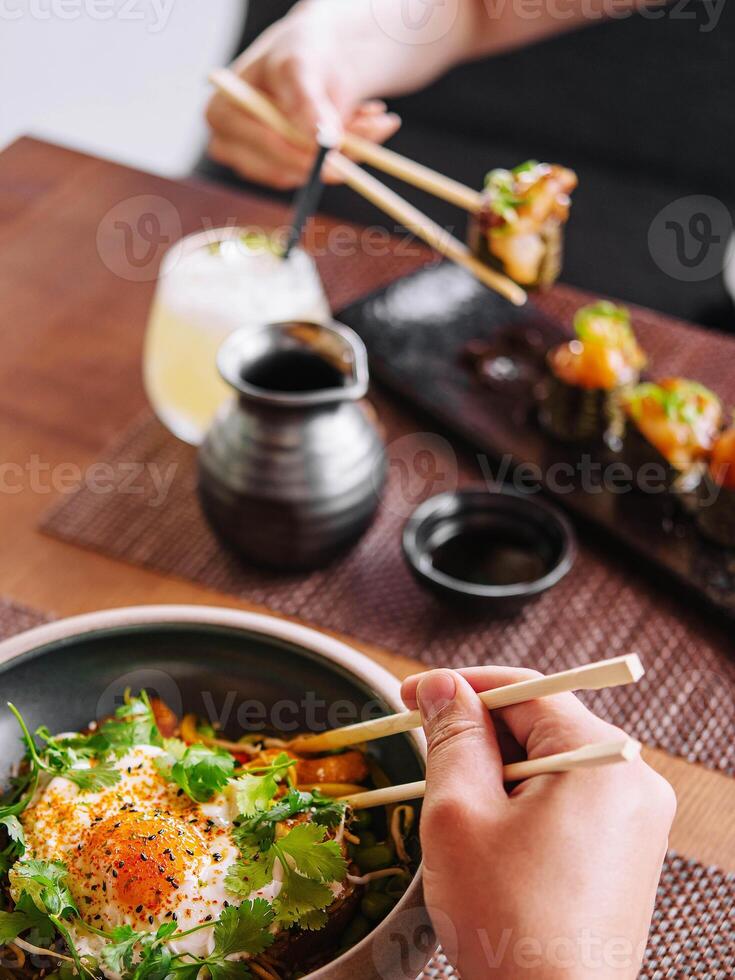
[[40, 376, 735, 776], [425, 852, 735, 979], [0, 597, 52, 640]]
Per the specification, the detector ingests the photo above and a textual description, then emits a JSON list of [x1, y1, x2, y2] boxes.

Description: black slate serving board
[[338, 261, 735, 619]]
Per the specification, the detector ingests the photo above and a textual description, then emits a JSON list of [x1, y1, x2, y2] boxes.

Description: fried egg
[[20, 744, 281, 967]]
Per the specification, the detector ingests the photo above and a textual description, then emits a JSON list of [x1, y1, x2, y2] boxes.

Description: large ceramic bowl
[[0, 605, 429, 980]]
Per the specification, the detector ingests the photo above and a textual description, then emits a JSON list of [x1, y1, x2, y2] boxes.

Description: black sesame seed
[[136, 905, 143, 913], [140, 853, 148, 861]]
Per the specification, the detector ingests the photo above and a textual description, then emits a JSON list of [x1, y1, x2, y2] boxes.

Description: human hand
[[205, 7, 400, 190], [401, 667, 676, 979]]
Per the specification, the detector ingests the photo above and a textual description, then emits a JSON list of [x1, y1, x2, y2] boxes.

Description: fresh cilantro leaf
[[64, 763, 121, 793], [296, 908, 329, 931], [0, 910, 36, 944], [14, 893, 57, 946], [101, 924, 141, 974], [102, 921, 178, 979], [231, 752, 293, 819], [232, 788, 313, 853], [97, 693, 163, 756], [276, 823, 346, 883], [224, 850, 275, 898], [168, 963, 205, 980], [134, 942, 174, 980], [0, 814, 25, 850], [9, 859, 78, 918], [212, 900, 275, 957], [273, 869, 334, 927], [310, 792, 347, 829], [160, 743, 235, 803], [208, 963, 250, 980]]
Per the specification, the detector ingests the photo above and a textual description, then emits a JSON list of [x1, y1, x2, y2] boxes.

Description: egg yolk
[[85, 811, 205, 915]]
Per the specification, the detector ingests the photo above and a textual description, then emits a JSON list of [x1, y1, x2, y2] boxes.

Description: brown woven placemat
[[0, 597, 52, 640], [426, 852, 735, 979]]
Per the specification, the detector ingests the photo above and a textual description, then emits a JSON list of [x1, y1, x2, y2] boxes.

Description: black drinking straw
[[282, 130, 334, 259]]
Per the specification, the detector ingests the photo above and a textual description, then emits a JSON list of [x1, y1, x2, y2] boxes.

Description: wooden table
[[1, 137, 733, 874]]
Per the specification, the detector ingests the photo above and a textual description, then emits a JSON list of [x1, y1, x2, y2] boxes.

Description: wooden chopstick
[[339, 738, 642, 809], [208, 69, 526, 307], [288, 654, 644, 754], [340, 132, 484, 213]]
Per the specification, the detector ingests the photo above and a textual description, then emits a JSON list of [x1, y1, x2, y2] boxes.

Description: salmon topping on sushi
[[709, 427, 735, 491], [623, 378, 722, 473], [548, 302, 646, 391], [478, 161, 577, 286]]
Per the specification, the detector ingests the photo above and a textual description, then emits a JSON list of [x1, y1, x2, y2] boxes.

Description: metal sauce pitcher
[[198, 320, 386, 571]]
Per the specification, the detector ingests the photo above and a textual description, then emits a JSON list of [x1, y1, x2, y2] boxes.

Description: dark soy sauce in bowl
[[430, 527, 550, 587], [402, 487, 576, 613]]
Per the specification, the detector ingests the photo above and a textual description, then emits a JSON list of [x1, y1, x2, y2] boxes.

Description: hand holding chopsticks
[[208, 69, 527, 306], [288, 654, 643, 754]]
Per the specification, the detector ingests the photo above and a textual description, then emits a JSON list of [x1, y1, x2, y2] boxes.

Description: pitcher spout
[[217, 320, 369, 408]]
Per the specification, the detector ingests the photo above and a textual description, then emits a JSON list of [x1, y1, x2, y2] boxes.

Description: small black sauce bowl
[[402, 487, 576, 614]]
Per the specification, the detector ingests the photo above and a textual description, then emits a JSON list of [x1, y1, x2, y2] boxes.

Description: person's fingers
[[208, 136, 310, 191], [346, 111, 402, 144], [206, 95, 315, 174], [456, 666, 622, 759], [353, 99, 389, 116], [263, 53, 342, 144], [416, 670, 507, 808], [401, 665, 540, 708], [403, 665, 621, 761]]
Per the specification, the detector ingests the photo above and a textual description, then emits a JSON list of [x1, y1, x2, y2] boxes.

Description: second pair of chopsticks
[[289, 654, 643, 754], [209, 69, 526, 307]]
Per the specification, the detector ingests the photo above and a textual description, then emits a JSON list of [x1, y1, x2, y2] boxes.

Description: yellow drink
[[144, 230, 330, 445]]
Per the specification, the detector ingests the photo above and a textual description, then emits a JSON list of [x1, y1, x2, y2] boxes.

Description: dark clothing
[[198, 0, 735, 327]]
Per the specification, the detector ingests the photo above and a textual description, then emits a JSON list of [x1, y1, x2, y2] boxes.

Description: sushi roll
[[539, 300, 646, 446], [621, 378, 722, 493], [468, 160, 577, 288], [697, 425, 735, 546]]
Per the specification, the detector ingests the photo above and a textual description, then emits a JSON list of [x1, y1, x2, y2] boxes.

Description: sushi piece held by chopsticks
[[340, 737, 642, 809], [288, 654, 644, 754], [468, 161, 578, 289]]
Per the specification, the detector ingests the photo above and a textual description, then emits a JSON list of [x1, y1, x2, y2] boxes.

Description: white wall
[[0, 0, 246, 175]]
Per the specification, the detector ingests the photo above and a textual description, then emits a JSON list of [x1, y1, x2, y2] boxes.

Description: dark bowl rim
[[0, 604, 427, 980], [402, 485, 577, 599]]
